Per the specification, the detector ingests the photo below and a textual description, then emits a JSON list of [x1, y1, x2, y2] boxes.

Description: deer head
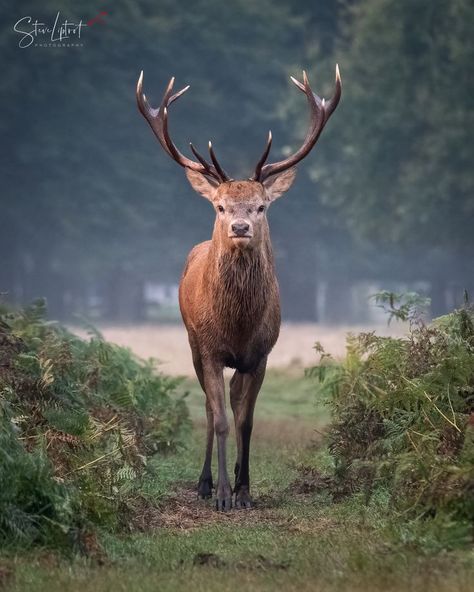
[[136, 67, 341, 250]]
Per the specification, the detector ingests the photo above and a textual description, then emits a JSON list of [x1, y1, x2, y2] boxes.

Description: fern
[[0, 301, 190, 549], [310, 299, 474, 549]]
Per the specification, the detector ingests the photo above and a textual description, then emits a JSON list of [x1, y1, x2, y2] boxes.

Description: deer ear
[[185, 168, 219, 201], [262, 167, 297, 201]]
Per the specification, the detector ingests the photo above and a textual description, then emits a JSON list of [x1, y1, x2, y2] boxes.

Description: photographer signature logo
[[13, 10, 108, 48]]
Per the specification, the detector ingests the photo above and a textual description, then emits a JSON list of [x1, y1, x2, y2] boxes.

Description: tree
[[0, 0, 314, 318], [302, 0, 474, 315]]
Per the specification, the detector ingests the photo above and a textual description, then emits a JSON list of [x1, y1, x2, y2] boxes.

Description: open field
[[73, 322, 407, 376]]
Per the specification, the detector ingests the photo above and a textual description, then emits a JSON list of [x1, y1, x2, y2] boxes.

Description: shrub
[[310, 295, 474, 548], [0, 299, 190, 549]]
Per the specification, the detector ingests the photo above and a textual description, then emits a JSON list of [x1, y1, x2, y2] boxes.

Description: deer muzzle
[[229, 220, 252, 238]]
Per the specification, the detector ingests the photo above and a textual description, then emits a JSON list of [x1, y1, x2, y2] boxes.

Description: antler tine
[[322, 64, 342, 123], [290, 76, 305, 92], [254, 65, 342, 182], [251, 131, 272, 181], [168, 84, 190, 105], [136, 71, 171, 159], [190, 142, 213, 169], [300, 70, 325, 137], [161, 106, 190, 167], [208, 142, 231, 182], [136, 71, 228, 183]]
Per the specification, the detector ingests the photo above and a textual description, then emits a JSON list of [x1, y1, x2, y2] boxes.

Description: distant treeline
[[1, 0, 472, 321]]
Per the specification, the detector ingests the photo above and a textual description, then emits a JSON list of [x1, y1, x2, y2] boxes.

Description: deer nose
[[231, 221, 250, 236]]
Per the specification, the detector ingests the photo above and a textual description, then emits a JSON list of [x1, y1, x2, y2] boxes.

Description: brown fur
[[179, 172, 295, 510], [180, 233, 280, 373]]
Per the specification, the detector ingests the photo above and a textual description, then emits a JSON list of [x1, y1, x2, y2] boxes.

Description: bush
[[310, 295, 474, 548], [0, 299, 190, 549]]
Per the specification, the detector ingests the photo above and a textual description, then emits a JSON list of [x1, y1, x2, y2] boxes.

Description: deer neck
[[206, 233, 275, 317]]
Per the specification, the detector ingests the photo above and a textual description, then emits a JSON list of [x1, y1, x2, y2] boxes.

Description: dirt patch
[[291, 466, 356, 503], [158, 484, 338, 537], [193, 552, 226, 568], [293, 467, 334, 495], [121, 495, 167, 532], [192, 551, 290, 571], [157, 486, 283, 530]]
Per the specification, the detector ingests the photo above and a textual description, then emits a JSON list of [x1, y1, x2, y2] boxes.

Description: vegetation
[[1, 362, 473, 592], [0, 300, 190, 550], [308, 294, 474, 550], [2, 0, 472, 320], [316, 0, 474, 250], [297, 0, 474, 317], [0, 297, 473, 589]]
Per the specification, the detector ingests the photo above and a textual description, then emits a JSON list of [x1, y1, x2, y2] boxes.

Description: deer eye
[[258, 205, 266, 213], [217, 205, 225, 213]]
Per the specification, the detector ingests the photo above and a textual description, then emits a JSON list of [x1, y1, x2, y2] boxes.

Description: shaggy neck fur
[[207, 235, 275, 330]]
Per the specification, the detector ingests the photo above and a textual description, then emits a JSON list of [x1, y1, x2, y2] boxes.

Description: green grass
[[3, 424, 474, 592], [2, 343, 474, 592], [183, 366, 328, 423], [9, 520, 474, 592]]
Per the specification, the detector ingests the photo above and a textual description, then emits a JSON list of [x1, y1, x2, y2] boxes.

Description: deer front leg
[[191, 349, 214, 499], [230, 357, 267, 508], [198, 399, 214, 499], [202, 360, 232, 511]]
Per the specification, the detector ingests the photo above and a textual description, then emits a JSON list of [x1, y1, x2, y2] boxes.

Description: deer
[[136, 65, 341, 511]]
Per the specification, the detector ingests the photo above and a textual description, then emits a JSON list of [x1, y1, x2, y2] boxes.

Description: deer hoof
[[198, 491, 212, 500], [215, 497, 233, 512], [197, 477, 213, 499], [235, 498, 252, 509], [234, 488, 253, 509]]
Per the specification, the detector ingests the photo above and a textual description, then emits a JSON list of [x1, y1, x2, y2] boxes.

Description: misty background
[[1, 0, 473, 325]]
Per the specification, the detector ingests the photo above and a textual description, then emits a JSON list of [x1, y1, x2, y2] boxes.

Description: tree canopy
[[1, 0, 472, 320]]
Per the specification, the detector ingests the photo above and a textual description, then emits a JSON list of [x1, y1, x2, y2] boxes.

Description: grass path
[[4, 370, 474, 592]]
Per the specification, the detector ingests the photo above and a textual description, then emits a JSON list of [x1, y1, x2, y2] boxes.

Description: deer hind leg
[[230, 357, 267, 508], [202, 359, 232, 511]]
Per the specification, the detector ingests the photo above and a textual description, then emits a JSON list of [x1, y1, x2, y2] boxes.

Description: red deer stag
[[136, 66, 341, 510]]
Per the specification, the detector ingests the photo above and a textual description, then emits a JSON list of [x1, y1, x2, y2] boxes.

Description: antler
[[136, 72, 230, 183], [252, 65, 342, 182]]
